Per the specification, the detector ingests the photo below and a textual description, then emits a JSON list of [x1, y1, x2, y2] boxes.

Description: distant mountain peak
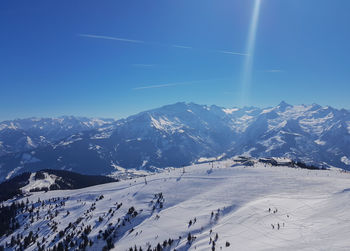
[[277, 101, 292, 111], [309, 103, 323, 110]]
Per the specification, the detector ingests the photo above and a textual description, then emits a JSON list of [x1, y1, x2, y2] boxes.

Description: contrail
[[78, 33, 247, 57], [240, 0, 262, 105], [133, 78, 229, 90], [217, 50, 249, 56], [172, 45, 193, 49], [133, 80, 199, 90], [78, 34, 144, 44]]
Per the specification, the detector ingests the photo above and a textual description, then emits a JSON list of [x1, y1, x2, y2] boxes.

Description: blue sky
[[1, 0, 349, 120]]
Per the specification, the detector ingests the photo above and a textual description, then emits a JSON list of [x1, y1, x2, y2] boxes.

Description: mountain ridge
[[0, 101, 349, 181]]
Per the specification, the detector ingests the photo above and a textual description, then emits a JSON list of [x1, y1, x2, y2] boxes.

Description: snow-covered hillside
[[1, 159, 350, 250]]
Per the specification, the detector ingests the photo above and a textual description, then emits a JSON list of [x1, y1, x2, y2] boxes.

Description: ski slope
[[2, 159, 350, 250]]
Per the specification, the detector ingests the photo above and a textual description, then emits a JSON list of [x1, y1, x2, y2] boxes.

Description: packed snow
[[2, 160, 350, 250]]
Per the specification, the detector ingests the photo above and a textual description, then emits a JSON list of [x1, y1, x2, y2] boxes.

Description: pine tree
[[57, 242, 64, 251], [187, 233, 192, 242]]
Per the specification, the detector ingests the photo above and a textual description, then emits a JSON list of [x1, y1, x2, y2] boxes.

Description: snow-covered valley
[[1, 159, 350, 250]]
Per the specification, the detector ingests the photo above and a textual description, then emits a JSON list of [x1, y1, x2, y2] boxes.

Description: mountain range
[[0, 101, 349, 181]]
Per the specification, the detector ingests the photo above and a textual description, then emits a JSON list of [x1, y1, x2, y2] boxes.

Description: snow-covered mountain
[[0, 102, 350, 181], [0, 116, 115, 157], [1, 159, 350, 250]]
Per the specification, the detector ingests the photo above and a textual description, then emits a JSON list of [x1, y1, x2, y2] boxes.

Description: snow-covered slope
[[0, 169, 117, 202], [21, 172, 57, 193], [0, 102, 350, 181], [1, 159, 350, 250]]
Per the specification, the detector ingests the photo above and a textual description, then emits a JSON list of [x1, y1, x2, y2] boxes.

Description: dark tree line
[[0, 201, 24, 237]]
